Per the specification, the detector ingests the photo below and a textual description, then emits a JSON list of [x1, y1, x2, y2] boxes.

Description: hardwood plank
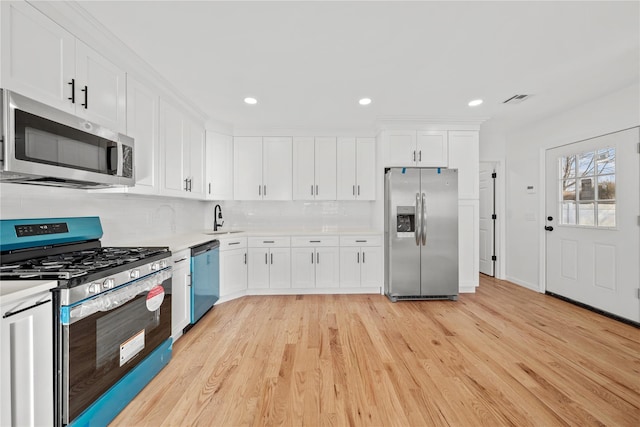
[[110, 276, 640, 426]]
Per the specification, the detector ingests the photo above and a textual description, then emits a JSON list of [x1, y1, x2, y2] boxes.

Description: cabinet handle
[[357, 252, 360, 264], [363, 251, 366, 263], [309, 240, 321, 243], [244, 253, 247, 264], [184, 179, 189, 191], [311, 252, 314, 264], [209, 183, 211, 194], [315, 185, 318, 196], [270, 253, 273, 264], [413, 150, 416, 162], [353, 185, 355, 196], [3, 299, 51, 318], [68, 79, 75, 103], [265, 253, 268, 264], [316, 252, 319, 264], [263, 240, 274, 244], [228, 241, 240, 246], [81, 85, 88, 109], [311, 185, 314, 196], [419, 150, 422, 162], [264, 185, 267, 196], [355, 240, 367, 243], [174, 257, 188, 263], [259, 185, 261, 196], [357, 185, 360, 196]]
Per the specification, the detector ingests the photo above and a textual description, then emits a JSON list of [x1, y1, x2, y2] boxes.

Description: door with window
[[545, 127, 639, 322]]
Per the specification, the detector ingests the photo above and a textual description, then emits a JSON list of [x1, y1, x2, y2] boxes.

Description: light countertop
[[0, 280, 57, 306]]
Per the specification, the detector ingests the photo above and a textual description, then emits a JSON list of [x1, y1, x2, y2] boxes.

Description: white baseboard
[[505, 276, 542, 293], [247, 287, 381, 296], [459, 286, 476, 294]]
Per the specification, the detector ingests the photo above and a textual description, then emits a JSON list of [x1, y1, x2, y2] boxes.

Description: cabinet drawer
[[248, 236, 290, 248], [172, 249, 191, 264], [219, 237, 247, 251], [339, 235, 382, 247], [291, 236, 339, 247]]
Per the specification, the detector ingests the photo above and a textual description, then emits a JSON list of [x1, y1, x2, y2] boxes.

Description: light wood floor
[[111, 276, 640, 426]]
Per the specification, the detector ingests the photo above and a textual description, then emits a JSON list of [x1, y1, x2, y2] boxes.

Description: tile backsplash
[[0, 184, 206, 246]]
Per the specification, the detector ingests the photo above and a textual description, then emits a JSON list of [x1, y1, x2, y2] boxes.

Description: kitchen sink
[[204, 230, 244, 235]]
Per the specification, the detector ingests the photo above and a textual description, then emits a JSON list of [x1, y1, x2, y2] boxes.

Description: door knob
[[547, 216, 553, 221], [544, 226, 554, 231]]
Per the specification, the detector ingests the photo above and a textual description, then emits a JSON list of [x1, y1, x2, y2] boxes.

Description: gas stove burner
[[0, 264, 21, 270]]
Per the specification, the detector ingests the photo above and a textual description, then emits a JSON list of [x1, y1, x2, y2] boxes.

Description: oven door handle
[[61, 270, 171, 325]]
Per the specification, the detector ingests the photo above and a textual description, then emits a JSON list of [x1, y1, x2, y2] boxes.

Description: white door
[[315, 247, 340, 288], [545, 127, 639, 322], [269, 247, 291, 289], [361, 246, 383, 288], [293, 137, 315, 200], [385, 131, 416, 166], [220, 249, 247, 296], [206, 132, 234, 200], [337, 137, 357, 200], [263, 137, 292, 200], [186, 120, 205, 197], [159, 99, 185, 196], [315, 137, 337, 200], [356, 138, 376, 200], [339, 246, 361, 287], [247, 248, 270, 289], [479, 162, 496, 276], [416, 131, 448, 167], [291, 248, 316, 288], [234, 137, 263, 200]]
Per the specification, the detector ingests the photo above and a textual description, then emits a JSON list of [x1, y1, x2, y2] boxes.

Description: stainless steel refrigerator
[[384, 167, 458, 301]]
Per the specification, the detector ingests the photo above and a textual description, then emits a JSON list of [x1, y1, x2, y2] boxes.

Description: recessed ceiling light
[[468, 99, 483, 107], [244, 97, 257, 105], [359, 98, 372, 106]]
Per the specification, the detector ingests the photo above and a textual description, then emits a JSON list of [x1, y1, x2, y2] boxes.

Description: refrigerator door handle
[[421, 192, 427, 246], [415, 192, 421, 245]]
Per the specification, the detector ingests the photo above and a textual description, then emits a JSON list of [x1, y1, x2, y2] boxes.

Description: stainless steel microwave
[[0, 89, 134, 188]]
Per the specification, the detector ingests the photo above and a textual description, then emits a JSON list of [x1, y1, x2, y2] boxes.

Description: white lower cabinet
[[248, 237, 291, 289], [219, 238, 248, 297], [291, 236, 340, 289], [339, 236, 382, 288], [171, 249, 191, 341], [1, 289, 54, 427]]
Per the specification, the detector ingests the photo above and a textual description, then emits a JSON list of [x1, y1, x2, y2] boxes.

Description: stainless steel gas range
[[0, 217, 173, 426]]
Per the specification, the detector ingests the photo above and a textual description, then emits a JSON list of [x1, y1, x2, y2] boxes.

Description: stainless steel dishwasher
[[190, 240, 220, 325]]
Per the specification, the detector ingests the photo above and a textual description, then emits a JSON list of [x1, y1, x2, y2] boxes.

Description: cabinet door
[[234, 137, 263, 200], [360, 246, 383, 287], [206, 132, 233, 200], [269, 247, 292, 289], [159, 99, 186, 196], [356, 137, 376, 200], [315, 137, 337, 200], [315, 247, 340, 288], [337, 137, 356, 200], [1, 1, 75, 113], [248, 248, 270, 289], [339, 246, 361, 287], [220, 248, 247, 296], [126, 76, 158, 194], [186, 120, 206, 197], [448, 131, 479, 199], [291, 247, 316, 288], [171, 253, 191, 339], [416, 131, 448, 167], [385, 131, 416, 166], [292, 137, 316, 200], [75, 40, 127, 133], [1, 297, 53, 427], [263, 137, 292, 200]]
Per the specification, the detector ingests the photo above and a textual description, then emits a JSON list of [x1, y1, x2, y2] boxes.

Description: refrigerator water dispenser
[[396, 206, 415, 237]]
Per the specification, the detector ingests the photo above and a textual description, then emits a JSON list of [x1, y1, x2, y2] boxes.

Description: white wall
[[0, 184, 207, 246], [504, 83, 639, 291], [210, 200, 376, 232]]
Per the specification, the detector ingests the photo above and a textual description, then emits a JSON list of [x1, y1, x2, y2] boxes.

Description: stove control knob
[[151, 262, 159, 271], [130, 269, 140, 279], [159, 260, 167, 269], [103, 278, 115, 290], [89, 283, 100, 294]]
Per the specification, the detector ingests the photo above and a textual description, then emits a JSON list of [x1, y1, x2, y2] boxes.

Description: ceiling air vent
[[503, 94, 531, 104]]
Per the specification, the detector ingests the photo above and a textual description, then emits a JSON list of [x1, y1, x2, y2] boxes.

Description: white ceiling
[[76, 1, 640, 132]]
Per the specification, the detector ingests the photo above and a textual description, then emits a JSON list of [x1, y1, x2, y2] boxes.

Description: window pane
[[560, 155, 576, 179], [597, 202, 616, 227], [562, 180, 576, 200], [596, 148, 615, 175], [597, 175, 615, 200], [579, 177, 595, 201], [561, 202, 576, 225], [578, 152, 595, 176], [578, 203, 595, 226]]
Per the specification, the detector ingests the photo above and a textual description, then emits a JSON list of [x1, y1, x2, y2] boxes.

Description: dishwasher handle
[[191, 240, 220, 257]]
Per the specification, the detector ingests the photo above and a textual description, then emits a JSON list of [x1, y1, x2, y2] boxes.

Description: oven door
[[60, 269, 171, 424]]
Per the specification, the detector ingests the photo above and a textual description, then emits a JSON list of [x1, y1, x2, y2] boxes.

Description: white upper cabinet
[[337, 137, 375, 200], [159, 98, 206, 199], [126, 75, 159, 194], [206, 132, 234, 200], [448, 131, 479, 199], [1, 1, 126, 133], [293, 137, 337, 200], [385, 130, 448, 167], [234, 137, 292, 200]]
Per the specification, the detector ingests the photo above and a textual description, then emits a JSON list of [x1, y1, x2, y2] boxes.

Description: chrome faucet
[[213, 204, 224, 231]]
